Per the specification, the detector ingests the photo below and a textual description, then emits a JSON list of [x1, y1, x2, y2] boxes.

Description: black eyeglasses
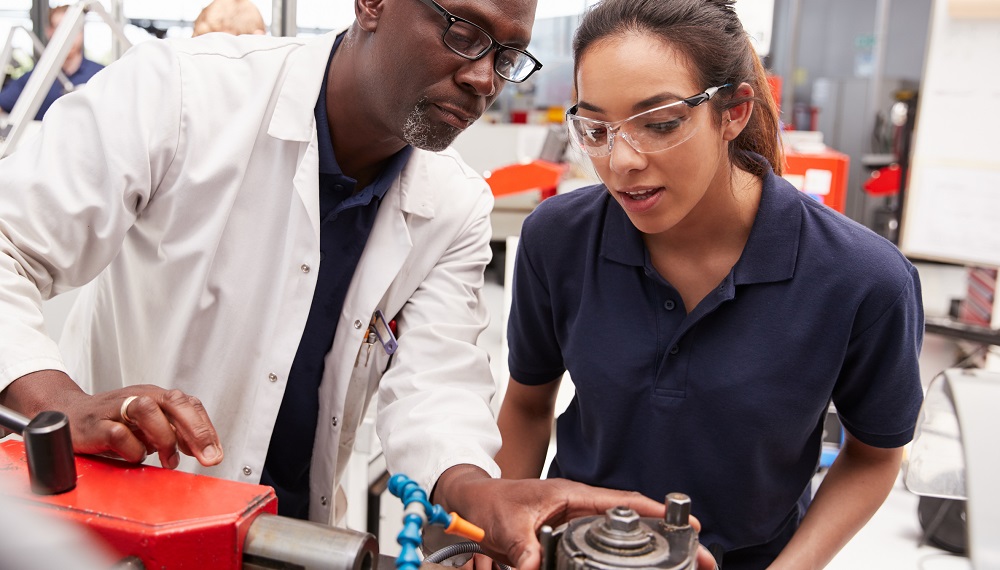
[[413, 0, 543, 83]]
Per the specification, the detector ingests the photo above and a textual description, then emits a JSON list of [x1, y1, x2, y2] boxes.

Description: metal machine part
[[0, 439, 378, 570], [0, 405, 76, 495], [543, 493, 698, 570], [244, 513, 378, 570]]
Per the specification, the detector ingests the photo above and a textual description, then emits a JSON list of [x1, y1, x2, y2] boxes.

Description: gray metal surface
[[243, 513, 378, 570]]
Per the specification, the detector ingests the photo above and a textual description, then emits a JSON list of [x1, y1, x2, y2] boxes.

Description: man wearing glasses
[[0, 0, 665, 568]]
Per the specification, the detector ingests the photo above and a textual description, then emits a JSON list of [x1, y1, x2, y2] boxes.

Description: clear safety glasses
[[414, 0, 543, 83], [566, 84, 732, 157]]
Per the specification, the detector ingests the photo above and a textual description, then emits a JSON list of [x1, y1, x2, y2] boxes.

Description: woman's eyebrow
[[632, 92, 684, 112], [577, 91, 686, 115], [576, 100, 605, 113]]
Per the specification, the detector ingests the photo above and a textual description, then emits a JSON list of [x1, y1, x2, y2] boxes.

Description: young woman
[[496, 1, 924, 568]]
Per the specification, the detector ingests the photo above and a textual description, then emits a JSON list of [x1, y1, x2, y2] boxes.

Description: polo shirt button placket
[[664, 299, 676, 311], [669, 345, 679, 355]]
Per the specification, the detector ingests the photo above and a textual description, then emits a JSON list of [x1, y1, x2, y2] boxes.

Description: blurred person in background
[[193, 0, 266, 37], [0, 4, 104, 120]]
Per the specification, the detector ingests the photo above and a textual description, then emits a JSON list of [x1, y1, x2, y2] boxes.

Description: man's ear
[[723, 82, 755, 141], [355, 0, 387, 32]]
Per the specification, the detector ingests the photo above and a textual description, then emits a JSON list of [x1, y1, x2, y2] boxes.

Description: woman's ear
[[722, 82, 755, 141], [355, 0, 387, 32]]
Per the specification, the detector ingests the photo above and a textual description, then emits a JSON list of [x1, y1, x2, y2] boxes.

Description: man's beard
[[402, 99, 464, 152]]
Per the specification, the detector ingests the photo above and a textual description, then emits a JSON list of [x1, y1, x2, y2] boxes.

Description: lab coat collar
[[268, 31, 340, 142], [394, 150, 440, 219]]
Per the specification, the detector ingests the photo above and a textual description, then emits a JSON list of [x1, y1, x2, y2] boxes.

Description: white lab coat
[[0, 32, 501, 524]]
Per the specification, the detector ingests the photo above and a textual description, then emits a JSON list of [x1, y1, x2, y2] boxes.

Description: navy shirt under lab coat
[[262, 33, 412, 519], [506, 161, 924, 568]]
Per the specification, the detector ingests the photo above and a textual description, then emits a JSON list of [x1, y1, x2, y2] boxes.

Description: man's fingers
[[122, 394, 181, 469], [100, 420, 148, 463], [157, 389, 223, 466]]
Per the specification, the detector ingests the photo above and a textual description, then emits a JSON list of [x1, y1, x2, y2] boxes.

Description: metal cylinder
[[555, 503, 698, 570], [23, 410, 77, 495], [243, 513, 379, 570]]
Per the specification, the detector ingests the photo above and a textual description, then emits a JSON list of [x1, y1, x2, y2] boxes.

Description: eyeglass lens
[[443, 20, 536, 82], [568, 102, 698, 156]]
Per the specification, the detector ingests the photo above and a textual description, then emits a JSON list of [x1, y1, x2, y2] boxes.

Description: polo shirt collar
[[733, 161, 801, 285], [599, 159, 801, 286], [601, 195, 646, 267]]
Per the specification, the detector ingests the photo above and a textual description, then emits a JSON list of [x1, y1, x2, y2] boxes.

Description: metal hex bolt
[[665, 493, 692, 527], [605, 506, 640, 532]]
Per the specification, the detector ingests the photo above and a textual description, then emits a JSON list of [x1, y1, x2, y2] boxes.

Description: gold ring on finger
[[120, 395, 139, 426]]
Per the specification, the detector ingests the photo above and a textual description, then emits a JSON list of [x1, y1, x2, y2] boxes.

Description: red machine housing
[[0, 439, 277, 568]]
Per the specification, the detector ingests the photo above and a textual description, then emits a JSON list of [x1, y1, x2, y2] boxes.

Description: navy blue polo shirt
[[507, 161, 923, 568], [261, 33, 413, 519], [0, 58, 103, 120]]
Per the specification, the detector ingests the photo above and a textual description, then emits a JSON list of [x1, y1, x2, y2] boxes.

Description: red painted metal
[[784, 149, 850, 213], [484, 159, 568, 200], [863, 163, 902, 197], [0, 439, 277, 569]]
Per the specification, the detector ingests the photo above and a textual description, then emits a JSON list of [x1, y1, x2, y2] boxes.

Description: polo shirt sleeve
[[833, 263, 924, 448], [507, 210, 567, 386]]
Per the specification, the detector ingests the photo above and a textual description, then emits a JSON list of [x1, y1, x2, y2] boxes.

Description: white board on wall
[[899, 0, 1000, 268]]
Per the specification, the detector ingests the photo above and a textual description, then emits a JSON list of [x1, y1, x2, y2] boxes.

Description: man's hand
[[0, 370, 223, 469], [432, 465, 717, 570]]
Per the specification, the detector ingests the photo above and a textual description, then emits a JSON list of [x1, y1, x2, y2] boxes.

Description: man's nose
[[456, 52, 498, 98]]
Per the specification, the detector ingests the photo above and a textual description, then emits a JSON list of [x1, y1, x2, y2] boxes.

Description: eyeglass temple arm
[[684, 83, 734, 106], [417, 0, 450, 20]]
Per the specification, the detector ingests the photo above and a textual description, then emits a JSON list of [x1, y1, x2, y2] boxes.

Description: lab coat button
[[301, 264, 311, 273], [669, 345, 679, 355], [320, 495, 329, 506], [664, 300, 676, 311], [354, 320, 363, 329], [243, 466, 252, 476], [331, 416, 338, 428], [268, 373, 278, 382]]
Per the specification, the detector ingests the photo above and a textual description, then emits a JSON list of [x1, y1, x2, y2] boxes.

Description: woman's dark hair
[[573, 0, 784, 176]]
